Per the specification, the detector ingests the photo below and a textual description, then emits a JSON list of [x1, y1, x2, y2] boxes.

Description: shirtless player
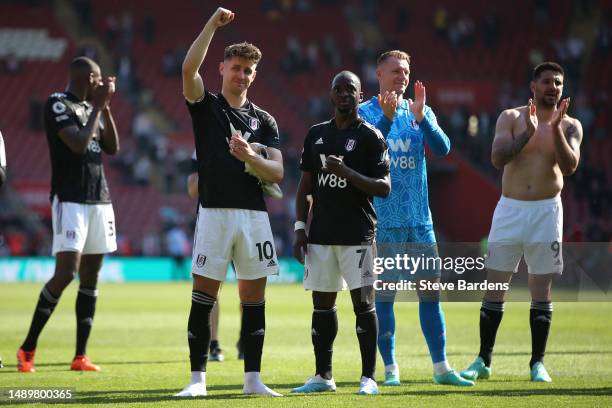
[[460, 62, 583, 383]]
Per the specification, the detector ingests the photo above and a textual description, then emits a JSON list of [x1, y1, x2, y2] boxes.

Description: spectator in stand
[[133, 155, 152, 186], [595, 19, 609, 55], [162, 51, 179, 76], [30, 97, 44, 131], [166, 223, 190, 280], [262, 0, 281, 21], [305, 42, 319, 71], [396, 5, 409, 32], [281, 35, 304, 74], [142, 230, 162, 256], [433, 7, 448, 38], [2, 54, 22, 75], [0, 131, 6, 188], [104, 15, 120, 46], [534, 0, 551, 21], [482, 9, 499, 48], [115, 233, 133, 256], [296, 0, 312, 13], [143, 13, 156, 43], [323, 34, 341, 68], [132, 108, 158, 151], [76, 45, 98, 61], [73, 0, 92, 27]]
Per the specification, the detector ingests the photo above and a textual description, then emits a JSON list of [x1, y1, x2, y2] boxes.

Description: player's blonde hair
[[377, 50, 410, 66], [224, 42, 262, 64]]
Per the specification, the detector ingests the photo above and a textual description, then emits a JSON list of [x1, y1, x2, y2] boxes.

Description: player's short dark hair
[[70, 56, 98, 73], [224, 42, 262, 64], [533, 62, 564, 80], [377, 50, 410, 66], [332, 70, 361, 89]]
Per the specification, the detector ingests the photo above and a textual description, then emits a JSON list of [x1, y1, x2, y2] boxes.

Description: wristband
[[294, 221, 306, 231]]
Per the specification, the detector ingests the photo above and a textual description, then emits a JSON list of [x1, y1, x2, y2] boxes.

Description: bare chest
[[513, 119, 556, 160]]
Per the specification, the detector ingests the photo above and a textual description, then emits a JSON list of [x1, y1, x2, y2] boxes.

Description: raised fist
[[209, 7, 234, 28]]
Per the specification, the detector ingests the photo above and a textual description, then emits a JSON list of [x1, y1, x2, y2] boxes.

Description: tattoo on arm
[[497, 130, 531, 164], [511, 131, 531, 156], [565, 124, 582, 152]]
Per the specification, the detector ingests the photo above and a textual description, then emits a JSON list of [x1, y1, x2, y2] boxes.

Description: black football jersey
[[186, 91, 280, 211], [44, 91, 110, 204], [300, 117, 390, 245]]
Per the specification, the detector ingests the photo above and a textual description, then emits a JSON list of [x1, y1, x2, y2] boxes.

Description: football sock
[[188, 291, 216, 372], [21, 285, 59, 351], [478, 300, 505, 367], [375, 301, 396, 367], [241, 300, 265, 373], [75, 286, 98, 356], [312, 306, 338, 380], [191, 371, 205, 384], [530, 301, 553, 369], [356, 304, 378, 379], [419, 297, 447, 365]]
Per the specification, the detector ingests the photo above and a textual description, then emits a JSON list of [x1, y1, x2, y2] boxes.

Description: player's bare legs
[[237, 277, 266, 302], [193, 275, 222, 297], [528, 274, 553, 302], [48, 252, 81, 293], [18, 251, 80, 372], [483, 270, 514, 302], [461, 269, 513, 381]]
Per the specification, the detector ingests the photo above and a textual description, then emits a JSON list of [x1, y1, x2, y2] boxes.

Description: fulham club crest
[[196, 254, 207, 268], [249, 118, 259, 130], [345, 139, 356, 152]]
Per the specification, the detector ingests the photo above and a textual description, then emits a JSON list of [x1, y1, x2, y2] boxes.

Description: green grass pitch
[[1, 282, 611, 407]]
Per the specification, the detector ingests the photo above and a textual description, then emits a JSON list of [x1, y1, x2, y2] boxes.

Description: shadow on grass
[[0, 360, 184, 372], [386, 387, 612, 398], [448, 350, 612, 357], [41, 360, 184, 367]]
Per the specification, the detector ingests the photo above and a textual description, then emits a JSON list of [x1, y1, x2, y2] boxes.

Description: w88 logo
[[317, 172, 347, 188], [318, 154, 347, 188], [389, 155, 416, 169]]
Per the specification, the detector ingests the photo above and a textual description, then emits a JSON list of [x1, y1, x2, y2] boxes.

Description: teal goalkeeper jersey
[[359, 96, 450, 228]]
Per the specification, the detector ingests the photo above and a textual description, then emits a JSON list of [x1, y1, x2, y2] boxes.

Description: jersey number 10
[[256, 240, 274, 261]]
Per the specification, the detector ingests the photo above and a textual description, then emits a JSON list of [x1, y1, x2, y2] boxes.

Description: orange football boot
[[17, 348, 36, 372], [70, 355, 101, 371]]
